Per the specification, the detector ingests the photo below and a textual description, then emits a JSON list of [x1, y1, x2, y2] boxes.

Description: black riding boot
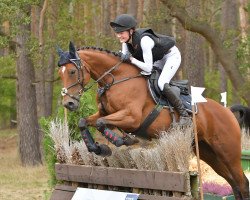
[[162, 83, 191, 126]]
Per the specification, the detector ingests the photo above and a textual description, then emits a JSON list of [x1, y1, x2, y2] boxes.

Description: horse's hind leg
[[199, 141, 249, 200]]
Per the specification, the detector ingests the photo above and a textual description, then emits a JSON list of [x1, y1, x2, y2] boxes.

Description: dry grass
[[48, 120, 250, 171], [49, 120, 194, 172], [0, 129, 50, 200]]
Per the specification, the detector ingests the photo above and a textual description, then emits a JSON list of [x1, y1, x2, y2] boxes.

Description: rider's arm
[[121, 42, 129, 54], [131, 36, 154, 74]]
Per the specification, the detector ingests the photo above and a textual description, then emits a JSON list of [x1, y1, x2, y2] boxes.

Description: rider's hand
[[140, 71, 151, 76], [120, 53, 131, 63]]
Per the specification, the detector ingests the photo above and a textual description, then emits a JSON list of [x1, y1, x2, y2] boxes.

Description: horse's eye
[[69, 69, 76, 75]]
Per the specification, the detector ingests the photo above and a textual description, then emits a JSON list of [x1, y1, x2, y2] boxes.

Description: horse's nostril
[[64, 101, 77, 111], [68, 102, 75, 107]]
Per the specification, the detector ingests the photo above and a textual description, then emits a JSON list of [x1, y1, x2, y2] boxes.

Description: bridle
[[60, 55, 124, 102], [60, 53, 142, 102], [60, 58, 85, 102]]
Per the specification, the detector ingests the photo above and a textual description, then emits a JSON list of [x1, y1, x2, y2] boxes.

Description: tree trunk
[[220, 0, 239, 103], [16, 9, 42, 166], [31, 5, 46, 118], [102, 1, 110, 36], [183, 0, 205, 87], [238, 0, 248, 41], [117, 0, 126, 14], [128, 0, 138, 16], [45, 0, 57, 117], [238, 0, 249, 80], [137, 0, 144, 24], [159, 0, 250, 104]]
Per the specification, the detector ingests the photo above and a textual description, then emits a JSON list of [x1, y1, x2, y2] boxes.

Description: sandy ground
[[0, 130, 50, 200]]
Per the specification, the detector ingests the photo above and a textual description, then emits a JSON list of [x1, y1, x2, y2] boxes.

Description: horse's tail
[[230, 104, 250, 129]]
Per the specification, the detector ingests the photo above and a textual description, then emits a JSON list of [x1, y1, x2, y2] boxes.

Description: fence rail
[[51, 163, 198, 200]]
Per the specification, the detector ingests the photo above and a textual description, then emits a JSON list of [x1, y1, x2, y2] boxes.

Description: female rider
[[110, 14, 190, 126]]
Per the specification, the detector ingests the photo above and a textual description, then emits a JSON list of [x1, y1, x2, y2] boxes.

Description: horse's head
[[57, 41, 90, 111]]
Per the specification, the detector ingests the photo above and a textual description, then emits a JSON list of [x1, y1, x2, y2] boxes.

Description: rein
[[83, 60, 123, 92], [61, 58, 142, 100]]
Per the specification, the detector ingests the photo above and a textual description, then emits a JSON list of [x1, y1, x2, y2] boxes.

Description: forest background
[[0, 0, 249, 168]]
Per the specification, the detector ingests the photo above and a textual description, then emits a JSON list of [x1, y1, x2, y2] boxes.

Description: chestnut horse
[[57, 42, 249, 199]]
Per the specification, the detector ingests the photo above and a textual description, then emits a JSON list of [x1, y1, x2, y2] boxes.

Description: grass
[[0, 128, 51, 200]]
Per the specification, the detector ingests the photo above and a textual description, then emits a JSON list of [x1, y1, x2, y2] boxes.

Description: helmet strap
[[126, 29, 134, 43]]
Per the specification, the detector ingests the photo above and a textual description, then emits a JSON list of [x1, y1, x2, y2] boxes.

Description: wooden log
[[55, 163, 188, 192], [50, 185, 75, 200], [51, 164, 197, 200]]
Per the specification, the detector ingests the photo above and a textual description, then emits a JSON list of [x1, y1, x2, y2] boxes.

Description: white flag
[[191, 86, 207, 105], [221, 92, 227, 107]]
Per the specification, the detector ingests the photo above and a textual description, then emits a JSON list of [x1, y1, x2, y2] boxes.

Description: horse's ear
[[56, 45, 64, 56], [69, 41, 76, 58]]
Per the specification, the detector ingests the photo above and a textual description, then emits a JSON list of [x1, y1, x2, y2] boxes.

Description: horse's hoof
[[97, 144, 112, 157], [123, 134, 139, 146]]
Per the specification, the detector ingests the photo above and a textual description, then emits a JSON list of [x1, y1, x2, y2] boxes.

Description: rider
[[110, 14, 190, 126]]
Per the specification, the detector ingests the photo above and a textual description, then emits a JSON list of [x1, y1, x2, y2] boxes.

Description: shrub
[[203, 182, 232, 196], [40, 89, 97, 187]]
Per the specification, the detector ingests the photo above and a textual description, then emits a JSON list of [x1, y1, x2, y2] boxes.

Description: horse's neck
[[81, 50, 139, 81]]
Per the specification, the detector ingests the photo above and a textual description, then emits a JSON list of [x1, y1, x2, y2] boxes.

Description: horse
[[230, 104, 250, 132], [57, 42, 249, 200]]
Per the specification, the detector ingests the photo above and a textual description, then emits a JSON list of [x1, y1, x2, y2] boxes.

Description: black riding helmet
[[110, 14, 137, 33]]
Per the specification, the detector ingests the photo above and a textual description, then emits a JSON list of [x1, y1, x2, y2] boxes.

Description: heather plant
[[203, 182, 233, 196]]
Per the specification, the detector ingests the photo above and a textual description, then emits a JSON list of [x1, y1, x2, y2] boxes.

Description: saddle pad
[[147, 79, 197, 114]]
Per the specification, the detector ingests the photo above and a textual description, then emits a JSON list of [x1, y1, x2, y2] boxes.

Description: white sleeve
[[131, 36, 154, 73], [121, 43, 129, 54]]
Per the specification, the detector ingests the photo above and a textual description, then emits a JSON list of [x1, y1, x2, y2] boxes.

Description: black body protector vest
[[127, 28, 176, 62]]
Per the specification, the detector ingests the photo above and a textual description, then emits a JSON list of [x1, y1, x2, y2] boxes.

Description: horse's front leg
[[96, 109, 140, 147], [78, 118, 112, 156], [85, 111, 102, 127]]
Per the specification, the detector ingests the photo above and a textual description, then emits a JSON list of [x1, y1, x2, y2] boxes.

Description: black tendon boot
[[78, 118, 101, 154], [96, 119, 124, 147], [162, 83, 191, 126]]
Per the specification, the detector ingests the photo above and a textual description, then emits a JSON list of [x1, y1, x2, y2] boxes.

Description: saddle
[[147, 69, 197, 113]]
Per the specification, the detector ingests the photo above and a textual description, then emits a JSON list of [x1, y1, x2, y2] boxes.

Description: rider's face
[[115, 30, 131, 43]]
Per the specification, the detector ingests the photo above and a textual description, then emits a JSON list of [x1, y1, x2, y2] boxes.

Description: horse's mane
[[78, 46, 121, 58]]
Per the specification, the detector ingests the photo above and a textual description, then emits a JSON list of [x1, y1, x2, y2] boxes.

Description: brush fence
[[51, 163, 198, 200]]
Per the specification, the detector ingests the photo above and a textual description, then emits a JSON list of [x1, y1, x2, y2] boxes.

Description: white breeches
[[154, 46, 181, 91]]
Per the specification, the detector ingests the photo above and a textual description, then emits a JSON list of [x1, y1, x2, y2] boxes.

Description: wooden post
[[192, 105, 204, 200]]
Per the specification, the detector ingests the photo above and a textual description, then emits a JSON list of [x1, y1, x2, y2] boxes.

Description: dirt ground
[[0, 129, 50, 200]]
